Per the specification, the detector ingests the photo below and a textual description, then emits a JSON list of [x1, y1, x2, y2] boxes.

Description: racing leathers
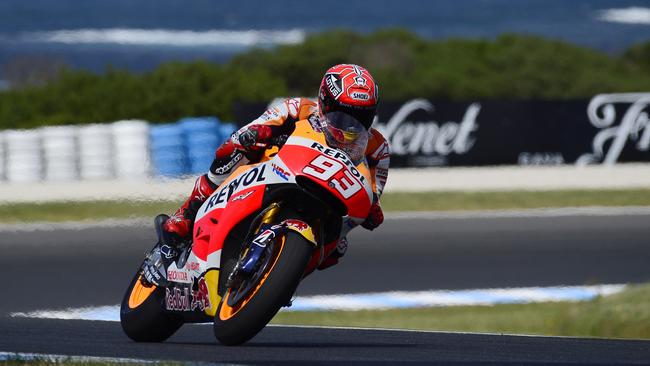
[[164, 97, 390, 269]]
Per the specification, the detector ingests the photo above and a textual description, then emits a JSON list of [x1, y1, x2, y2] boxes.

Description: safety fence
[[0, 118, 236, 183]]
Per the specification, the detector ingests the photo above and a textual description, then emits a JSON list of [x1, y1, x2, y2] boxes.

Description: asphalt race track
[[1, 212, 649, 364], [2, 318, 650, 365]]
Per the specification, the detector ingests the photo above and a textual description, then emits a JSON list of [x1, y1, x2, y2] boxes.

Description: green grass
[[0, 200, 180, 223], [380, 189, 650, 211], [272, 284, 650, 339], [2, 189, 650, 223]]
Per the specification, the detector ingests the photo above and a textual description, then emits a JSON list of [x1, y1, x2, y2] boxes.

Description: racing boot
[[317, 237, 348, 271], [163, 174, 217, 245]]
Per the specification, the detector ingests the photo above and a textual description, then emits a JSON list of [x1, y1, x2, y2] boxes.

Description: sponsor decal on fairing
[[282, 219, 309, 231], [271, 163, 291, 181], [201, 164, 267, 213], [165, 277, 211, 312], [284, 136, 374, 201], [282, 219, 316, 245], [188, 262, 200, 271], [231, 191, 254, 201], [196, 158, 295, 221], [160, 245, 177, 259], [165, 287, 190, 311], [167, 269, 190, 283]]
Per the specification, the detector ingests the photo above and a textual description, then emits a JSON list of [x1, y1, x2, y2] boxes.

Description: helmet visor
[[322, 111, 369, 165]]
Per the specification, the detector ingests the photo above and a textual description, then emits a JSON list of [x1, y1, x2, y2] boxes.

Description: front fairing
[[276, 120, 373, 221]]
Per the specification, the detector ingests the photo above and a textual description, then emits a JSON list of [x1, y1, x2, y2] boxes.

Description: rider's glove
[[361, 201, 384, 231], [237, 125, 273, 151]]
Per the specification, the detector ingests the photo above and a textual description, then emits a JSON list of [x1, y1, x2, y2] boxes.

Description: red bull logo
[[283, 219, 309, 231], [191, 277, 211, 311], [165, 277, 211, 312]]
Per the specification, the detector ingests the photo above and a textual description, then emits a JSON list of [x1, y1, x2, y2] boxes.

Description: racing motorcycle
[[120, 116, 373, 345]]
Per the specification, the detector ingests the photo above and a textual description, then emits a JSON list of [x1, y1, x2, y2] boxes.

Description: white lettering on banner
[[518, 152, 565, 166], [374, 99, 481, 156], [577, 93, 650, 165]]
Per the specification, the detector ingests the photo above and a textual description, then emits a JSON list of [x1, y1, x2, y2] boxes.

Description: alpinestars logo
[[213, 152, 243, 175], [326, 74, 342, 99]]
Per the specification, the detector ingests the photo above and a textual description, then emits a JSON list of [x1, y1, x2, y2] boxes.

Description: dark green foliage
[[0, 30, 649, 128], [623, 41, 650, 73]]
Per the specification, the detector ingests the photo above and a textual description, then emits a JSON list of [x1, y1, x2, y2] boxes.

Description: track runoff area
[[1, 207, 649, 363]]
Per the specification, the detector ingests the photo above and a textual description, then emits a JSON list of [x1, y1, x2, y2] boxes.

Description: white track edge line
[[0, 351, 157, 364]]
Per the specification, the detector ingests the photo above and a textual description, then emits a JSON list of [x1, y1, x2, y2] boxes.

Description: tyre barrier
[[180, 117, 221, 175], [41, 126, 77, 181], [112, 120, 150, 180], [5, 129, 41, 183], [78, 124, 114, 180], [219, 122, 237, 144], [149, 123, 188, 177], [0, 132, 5, 181], [0, 117, 235, 182]]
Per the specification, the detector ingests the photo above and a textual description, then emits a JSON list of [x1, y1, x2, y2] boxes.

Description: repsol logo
[[203, 164, 267, 212], [310, 142, 365, 183]]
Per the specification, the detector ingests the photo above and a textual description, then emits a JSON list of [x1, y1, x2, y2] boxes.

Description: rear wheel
[[120, 272, 183, 342], [213, 231, 313, 345]]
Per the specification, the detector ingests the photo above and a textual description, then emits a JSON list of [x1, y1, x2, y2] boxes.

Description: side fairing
[[192, 158, 296, 265]]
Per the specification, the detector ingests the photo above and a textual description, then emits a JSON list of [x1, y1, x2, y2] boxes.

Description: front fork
[[225, 203, 283, 289], [226, 203, 319, 289]]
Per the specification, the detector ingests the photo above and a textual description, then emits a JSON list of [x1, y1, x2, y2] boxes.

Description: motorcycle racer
[[163, 64, 390, 269]]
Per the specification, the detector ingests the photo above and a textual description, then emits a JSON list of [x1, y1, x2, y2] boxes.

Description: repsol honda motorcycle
[[120, 118, 373, 345]]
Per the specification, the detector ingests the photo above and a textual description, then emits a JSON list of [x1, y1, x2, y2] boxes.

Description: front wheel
[[120, 272, 183, 342], [213, 231, 313, 345]]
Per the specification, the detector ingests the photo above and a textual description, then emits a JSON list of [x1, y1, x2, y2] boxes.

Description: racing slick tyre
[[214, 231, 313, 345], [120, 271, 183, 342]]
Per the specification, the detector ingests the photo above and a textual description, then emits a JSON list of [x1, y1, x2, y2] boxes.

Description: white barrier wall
[[0, 132, 4, 180], [41, 126, 77, 181], [112, 120, 150, 179], [5, 129, 41, 183], [78, 124, 114, 180]]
